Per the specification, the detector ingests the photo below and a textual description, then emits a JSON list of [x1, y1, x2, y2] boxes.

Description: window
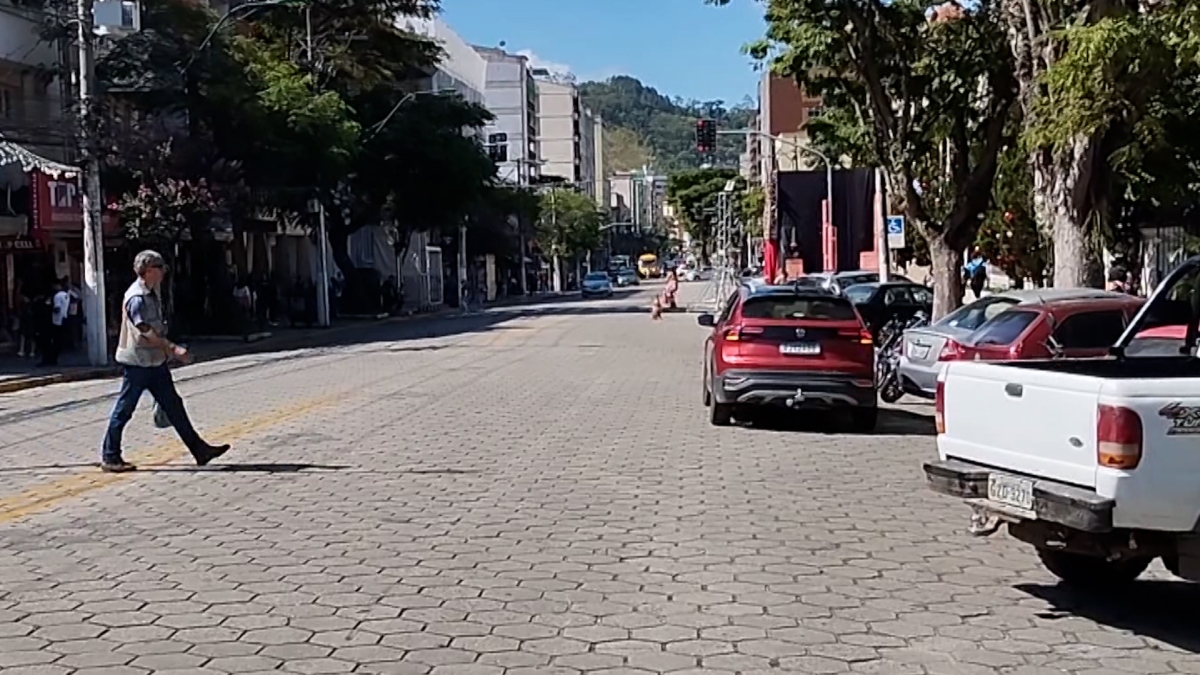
[[883, 287, 912, 305], [1053, 310, 1126, 349], [717, 292, 741, 323], [939, 296, 1019, 330], [972, 310, 1040, 346], [741, 295, 858, 321], [0, 87, 13, 120], [843, 285, 875, 303], [911, 287, 933, 305]]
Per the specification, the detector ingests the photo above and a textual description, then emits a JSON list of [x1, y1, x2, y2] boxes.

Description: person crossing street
[[100, 250, 231, 473]]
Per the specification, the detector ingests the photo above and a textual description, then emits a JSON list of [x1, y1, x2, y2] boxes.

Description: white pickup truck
[[925, 256, 1200, 586]]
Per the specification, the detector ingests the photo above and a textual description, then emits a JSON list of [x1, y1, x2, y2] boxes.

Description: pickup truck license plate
[[988, 474, 1034, 510], [780, 342, 821, 356]]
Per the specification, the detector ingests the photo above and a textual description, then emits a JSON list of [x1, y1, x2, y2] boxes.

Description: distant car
[[898, 288, 1133, 398], [615, 269, 639, 287], [697, 282, 877, 431], [797, 271, 913, 296], [683, 267, 710, 282], [581, 272, 614, 298], [842, 281, 934, 340]]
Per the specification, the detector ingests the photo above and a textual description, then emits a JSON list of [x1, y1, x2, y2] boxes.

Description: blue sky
[[440, 0, 767, 105]]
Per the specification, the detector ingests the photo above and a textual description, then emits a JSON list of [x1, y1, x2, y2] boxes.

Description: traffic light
[[695, 119, 717, 154]]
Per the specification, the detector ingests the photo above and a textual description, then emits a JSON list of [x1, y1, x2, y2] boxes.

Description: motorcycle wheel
[[880, 380, 904, 403]]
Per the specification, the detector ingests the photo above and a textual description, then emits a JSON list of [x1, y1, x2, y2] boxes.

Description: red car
[[939, 295, 1145, 362], [698, 283, 877, 430]]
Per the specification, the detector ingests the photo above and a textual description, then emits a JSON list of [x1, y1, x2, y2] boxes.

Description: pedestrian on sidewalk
[[100, 250, 230, 473], [37, 280, 68, 366]]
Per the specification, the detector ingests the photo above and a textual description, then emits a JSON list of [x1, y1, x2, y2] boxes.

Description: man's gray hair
[[133, 250, 166, 276]]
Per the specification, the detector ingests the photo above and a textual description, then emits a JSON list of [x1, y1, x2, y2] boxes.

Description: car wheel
[[848, 406, 878, 433], [702, 363, 712, 407], [708, 372, 733, 426]]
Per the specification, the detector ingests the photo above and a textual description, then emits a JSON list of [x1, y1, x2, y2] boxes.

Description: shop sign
[[30, 169, 82, 233], [0, 236, 42, 252], [29, 170, 121, 238]]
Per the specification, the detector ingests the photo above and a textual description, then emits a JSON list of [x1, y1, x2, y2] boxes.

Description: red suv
[[699, 283, 877, 430]]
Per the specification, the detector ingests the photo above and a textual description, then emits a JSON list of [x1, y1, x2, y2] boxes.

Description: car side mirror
[[697, 314, 715, 327]]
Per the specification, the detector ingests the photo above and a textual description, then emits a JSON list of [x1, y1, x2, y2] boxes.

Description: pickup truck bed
[[936, 358, 1200, 532]]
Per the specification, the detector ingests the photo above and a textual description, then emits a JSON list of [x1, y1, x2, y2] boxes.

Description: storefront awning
[[0, 136, 79, 178]]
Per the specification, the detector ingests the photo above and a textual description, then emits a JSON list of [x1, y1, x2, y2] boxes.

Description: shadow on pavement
[[1017, 580, 1200, 654], [737, 406, 935, 436]]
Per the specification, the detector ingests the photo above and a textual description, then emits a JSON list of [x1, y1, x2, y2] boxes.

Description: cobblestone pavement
[[0, 284, 1195, 674]]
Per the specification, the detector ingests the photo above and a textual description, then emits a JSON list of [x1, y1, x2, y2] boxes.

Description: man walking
[[101, 250, 230, 473], [37, 279, 69, 366]]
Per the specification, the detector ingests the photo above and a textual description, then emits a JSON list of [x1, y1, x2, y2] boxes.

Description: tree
[[975, 146, 1048, 287], [538, 188, 604, 262], [1024, 2, 1200, 284], [715, 0, 1018, 318], [666, 168, 757, 263]]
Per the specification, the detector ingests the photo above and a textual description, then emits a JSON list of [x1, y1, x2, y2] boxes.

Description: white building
[[474, 46, 539, 184]]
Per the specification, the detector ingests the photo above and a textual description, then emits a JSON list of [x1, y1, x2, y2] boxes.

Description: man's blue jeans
[[102, 364, 203, 464]]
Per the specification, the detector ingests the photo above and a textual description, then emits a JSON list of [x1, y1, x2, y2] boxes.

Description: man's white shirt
[[51, 291, 70, 327]]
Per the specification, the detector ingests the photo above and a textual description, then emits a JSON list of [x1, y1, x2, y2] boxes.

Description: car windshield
[[741, 294, 858, 321], [939, 296, 1019, 330], [585, 273, 609, 282]]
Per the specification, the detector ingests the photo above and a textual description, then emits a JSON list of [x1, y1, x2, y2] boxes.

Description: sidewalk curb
[[0, 294, 567, 395]]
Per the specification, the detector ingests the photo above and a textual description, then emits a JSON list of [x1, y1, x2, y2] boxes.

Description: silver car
[[581, 271, 614, 298], [897, 288, 1129, 398]]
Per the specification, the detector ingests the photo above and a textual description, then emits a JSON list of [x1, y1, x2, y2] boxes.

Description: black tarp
[[776, 169, 877, 273]]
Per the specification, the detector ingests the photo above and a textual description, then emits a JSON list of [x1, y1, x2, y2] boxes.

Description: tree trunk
[[928, 236, 964, 320], [1032, 144, 1104, 288], [327, 230, 355, 280]]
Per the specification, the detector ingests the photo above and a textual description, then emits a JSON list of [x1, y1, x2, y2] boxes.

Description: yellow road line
[[0, 393, 344, 524]]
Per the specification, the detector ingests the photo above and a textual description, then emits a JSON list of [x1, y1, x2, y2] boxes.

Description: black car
[[842, 281, 934, 340]]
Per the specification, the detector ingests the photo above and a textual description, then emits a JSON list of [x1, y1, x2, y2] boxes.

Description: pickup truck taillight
[[934, 379, 945, 434], [938, 340, 965, 361], [1097, 404, 1143, 470]]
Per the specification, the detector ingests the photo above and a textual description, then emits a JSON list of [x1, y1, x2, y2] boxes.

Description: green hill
[[578, 76, 754, 175]]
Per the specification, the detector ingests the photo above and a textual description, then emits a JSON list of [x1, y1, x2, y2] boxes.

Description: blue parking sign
[[886, 215, 905, 249]]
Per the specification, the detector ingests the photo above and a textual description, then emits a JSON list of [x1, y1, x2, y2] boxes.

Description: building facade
[[757, 72, 824, 174], [609, 169, 667, 233], [475, 46, 539, 185], [532, 73, 602, 202]]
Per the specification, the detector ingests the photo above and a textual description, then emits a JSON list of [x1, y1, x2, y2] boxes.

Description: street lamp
[[366, 87, 457, 140]]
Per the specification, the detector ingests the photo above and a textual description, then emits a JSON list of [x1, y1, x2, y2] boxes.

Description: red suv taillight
[[934, 379, 946, 434], [837, 327, 874, 345], [1097, 404, 1142, 470], [938, 340, 965, 361], [723, 325, 764, 341]]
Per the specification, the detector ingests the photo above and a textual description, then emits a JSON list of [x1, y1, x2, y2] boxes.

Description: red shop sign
[[30, 169, 82, 234], [29, 170, 120, 238]]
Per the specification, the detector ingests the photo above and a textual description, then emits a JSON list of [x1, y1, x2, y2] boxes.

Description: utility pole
[[518, 159, 528, 295], [550, 189, 561, 292], [77, 0, 107, 366], [305, 7, 332, 326]]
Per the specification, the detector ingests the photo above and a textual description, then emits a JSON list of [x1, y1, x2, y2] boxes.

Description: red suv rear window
[[741, 295, 858, 321]]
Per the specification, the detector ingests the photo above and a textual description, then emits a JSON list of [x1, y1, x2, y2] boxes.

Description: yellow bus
[[637, 253, 661, 279]]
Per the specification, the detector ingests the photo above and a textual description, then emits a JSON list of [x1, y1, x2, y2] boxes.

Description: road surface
[[0, 284, 1194, 674]]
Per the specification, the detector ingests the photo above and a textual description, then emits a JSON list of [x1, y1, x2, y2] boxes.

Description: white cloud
[[515, 49, 574, 80]]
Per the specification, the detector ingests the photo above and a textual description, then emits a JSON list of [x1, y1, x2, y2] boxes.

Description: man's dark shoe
[[195, 444, 231, 467], [100, 461, 137, 473]]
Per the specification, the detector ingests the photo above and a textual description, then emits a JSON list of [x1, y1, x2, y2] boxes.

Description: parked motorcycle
[[876, 311, 930, 403]]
